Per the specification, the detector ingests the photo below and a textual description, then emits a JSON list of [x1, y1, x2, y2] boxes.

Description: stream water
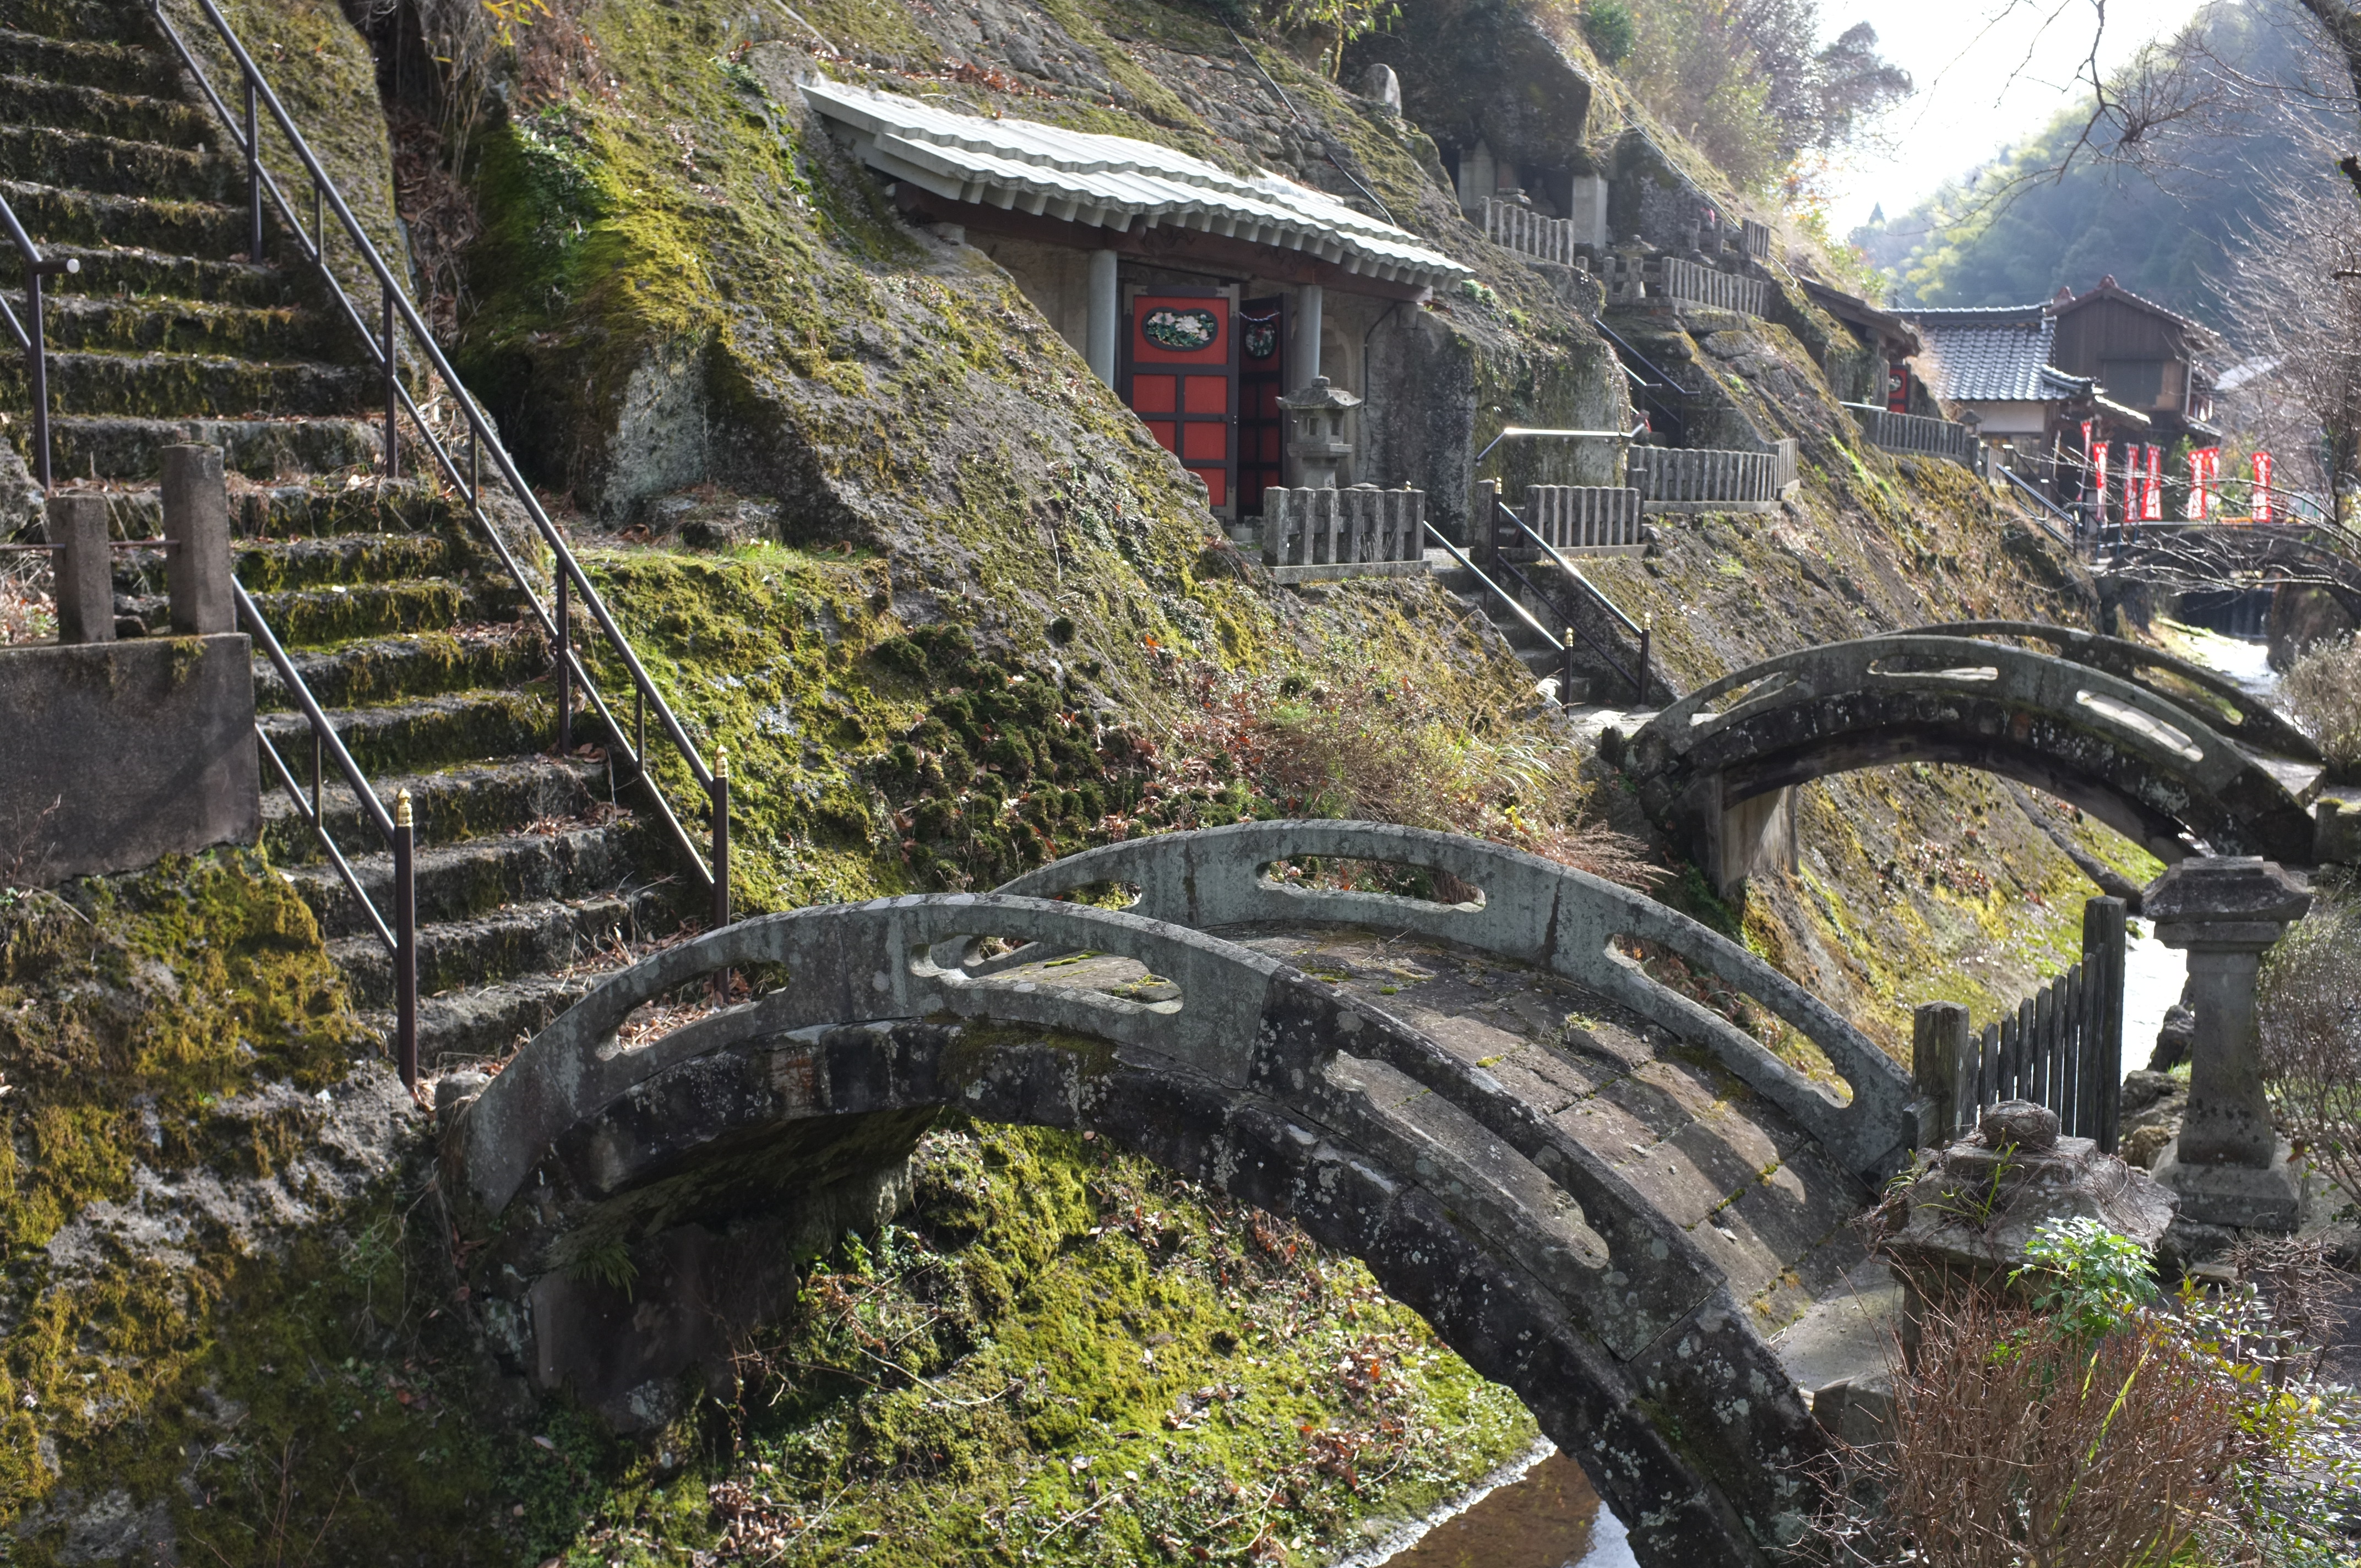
[[1354, 625, 2282, 1567]]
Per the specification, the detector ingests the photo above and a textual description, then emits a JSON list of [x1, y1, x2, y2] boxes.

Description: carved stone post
[[48, 493, 116, 645], [161, 443, 234, 636], [2146, 856, 2313, 1229]]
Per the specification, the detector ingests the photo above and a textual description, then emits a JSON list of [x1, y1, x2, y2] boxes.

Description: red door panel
[[1122, 289, 1237, 512]]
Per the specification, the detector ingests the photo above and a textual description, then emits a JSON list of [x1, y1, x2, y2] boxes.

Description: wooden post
[[2082, 896, 2128, 1152], [1913, 1001, 1973, 1148]]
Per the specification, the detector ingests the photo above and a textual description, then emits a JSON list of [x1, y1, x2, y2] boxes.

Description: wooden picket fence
[[1912, 896, 2127, 1152], [1483, 199, 1580, 265]]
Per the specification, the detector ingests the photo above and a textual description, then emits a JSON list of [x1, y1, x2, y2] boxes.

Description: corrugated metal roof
[[1902, 309, 2092, 402], [799, 77, 1469, 288]]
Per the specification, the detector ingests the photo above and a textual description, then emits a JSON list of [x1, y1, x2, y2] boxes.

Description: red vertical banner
[[2187, 448, 2207, 519], [2122, 444, 2140, 530], [2252, 450, 2273, 524], [2143, 445, 2162, 521], [2093, 442, 2109, 525]]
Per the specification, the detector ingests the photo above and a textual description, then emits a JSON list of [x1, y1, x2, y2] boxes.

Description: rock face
[[1875, 1101, 2177, 1306]]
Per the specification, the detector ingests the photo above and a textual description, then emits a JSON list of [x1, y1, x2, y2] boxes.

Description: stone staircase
[[2, 0, 686, 1066], [1430, 549, 1653, 705]]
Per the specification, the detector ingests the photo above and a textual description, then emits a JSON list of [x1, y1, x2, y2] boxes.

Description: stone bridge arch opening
[[441, 824, 1933, 1568], [1622, 626, 2320, 890]]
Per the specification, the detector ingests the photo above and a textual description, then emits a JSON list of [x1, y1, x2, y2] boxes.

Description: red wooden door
[[1124, 289, 1238, 510]]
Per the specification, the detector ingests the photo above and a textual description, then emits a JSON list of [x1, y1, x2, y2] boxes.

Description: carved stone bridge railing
[[445, 823, 1930, 1568], [1261, 484, 1427, 581], [1624, 630, 2320, 889]]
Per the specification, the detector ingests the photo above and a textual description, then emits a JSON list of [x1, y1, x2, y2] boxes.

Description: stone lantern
[[1277, 375, 1361, 490], [2146, 856, 2313, 1229]]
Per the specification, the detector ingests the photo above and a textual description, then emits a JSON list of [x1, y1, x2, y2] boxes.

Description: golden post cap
[[394, 788, 414, 828]]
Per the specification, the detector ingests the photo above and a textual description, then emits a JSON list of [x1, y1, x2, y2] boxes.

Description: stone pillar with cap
[[2146, 856, 2313, 1229], [1277, 375, 1361, 490]]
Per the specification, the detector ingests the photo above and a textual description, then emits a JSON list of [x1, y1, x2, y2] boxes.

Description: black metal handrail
[[1421, 520, 1570, 659], [1491, 498, 1652, 703], [237, 579, 419, 1084], [146, 0, 727, 925], [1996, 465, 2075, 545], [2, 190, 79, 492]]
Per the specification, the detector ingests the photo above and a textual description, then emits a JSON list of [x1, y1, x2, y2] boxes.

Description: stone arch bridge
[[1621, 623, 2322, 889], [443, 822, 1932, 1568]]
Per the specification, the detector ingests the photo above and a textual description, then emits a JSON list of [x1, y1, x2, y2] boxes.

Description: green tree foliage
[[1853, 1, 2320, 315], [1582, 0, 1634, 66], [1616, 0, 1910, 190], [1261, 0, 1403, 77]]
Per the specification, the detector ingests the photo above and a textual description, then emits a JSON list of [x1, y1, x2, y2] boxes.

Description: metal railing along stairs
[[1482, 486, 1651, 703], [131, 0, 735, 1077], [2, 190, 78, 492]]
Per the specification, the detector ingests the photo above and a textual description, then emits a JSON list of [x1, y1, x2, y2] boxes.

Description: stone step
[[259, 755, 606, 863], [253, 626, 548, 713], [0, 74, 215, 148], [26, 243, 291, 307], [34, 413, 379, 481], [2, 177, 247, 255], [356, 972, 601, 1071], [0, 31, 181, 97], [328, 888, 676, 1007], [0, 0, 144, 39], [0, 124, 240, 205], [257, 686, 548, 777], [4, 290, 323, 360], [241, 576, 487, 646], [110, 532, 470, 598], [2, 347, 371, 421], [84, 476, 453, 540], [285, 822, 644, 938]]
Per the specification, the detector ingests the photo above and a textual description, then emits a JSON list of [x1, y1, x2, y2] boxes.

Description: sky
[[1814, 0, 2212, 232]]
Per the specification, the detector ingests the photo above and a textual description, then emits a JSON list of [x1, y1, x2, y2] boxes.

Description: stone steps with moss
[[354, 971, 607, 1067], [35, 411, 381, 479], [258, 686, 550, 776], [286, 823, 643, 939], [7, 291, 323, 359], [0, 74, 214, 146], [0, 177, 251, 255], [0, 29, 180, 96], [6, 0, 695, 1083], [259, 756, 607, 864], [326, 888, 674, 1009], [0, 124, 241, 204], [254, 627, 547, 712]]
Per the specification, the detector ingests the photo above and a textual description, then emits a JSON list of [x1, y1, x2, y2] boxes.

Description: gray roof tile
[[1898, 308, 2093, 402]]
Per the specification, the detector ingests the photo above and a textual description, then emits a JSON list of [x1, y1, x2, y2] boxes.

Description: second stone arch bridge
[[443, 821, 1929, 1568], [1619, 621, 2324, 890]]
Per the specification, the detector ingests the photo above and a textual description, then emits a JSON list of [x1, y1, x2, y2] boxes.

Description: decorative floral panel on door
[[1124, 290, 1238, 510]]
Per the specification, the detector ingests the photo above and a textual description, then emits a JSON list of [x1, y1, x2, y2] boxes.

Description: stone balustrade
[[1660, 257, 1768, 316], [1483, 198, 1580, 265], [1261, 484, 1428, 581], [1627, 446, 1782, 513], [1846, 402, 1981, 470], [1515, 484, 1644, 553]]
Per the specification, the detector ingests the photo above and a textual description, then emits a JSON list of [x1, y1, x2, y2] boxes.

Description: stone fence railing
[[1846, 403, 1981, 470], [1913, 897, 2126, 1152], [1660, 257, 1769, 317], [1627, 445, 1782, 512], [1740, 217, 1770, 260], [1483, 198, 1580, 265], [1512, 484, 1645, 552], [1262, 484, 1427, 578]]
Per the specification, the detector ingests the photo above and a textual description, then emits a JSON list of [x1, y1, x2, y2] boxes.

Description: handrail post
[[556, 567, 573, 753], [26, 264, 48, 492], [244, 77, 262, 261], [710, 748, 731, 1000], [380, 282, 398, 479], [393, 788, 418, 1091]]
